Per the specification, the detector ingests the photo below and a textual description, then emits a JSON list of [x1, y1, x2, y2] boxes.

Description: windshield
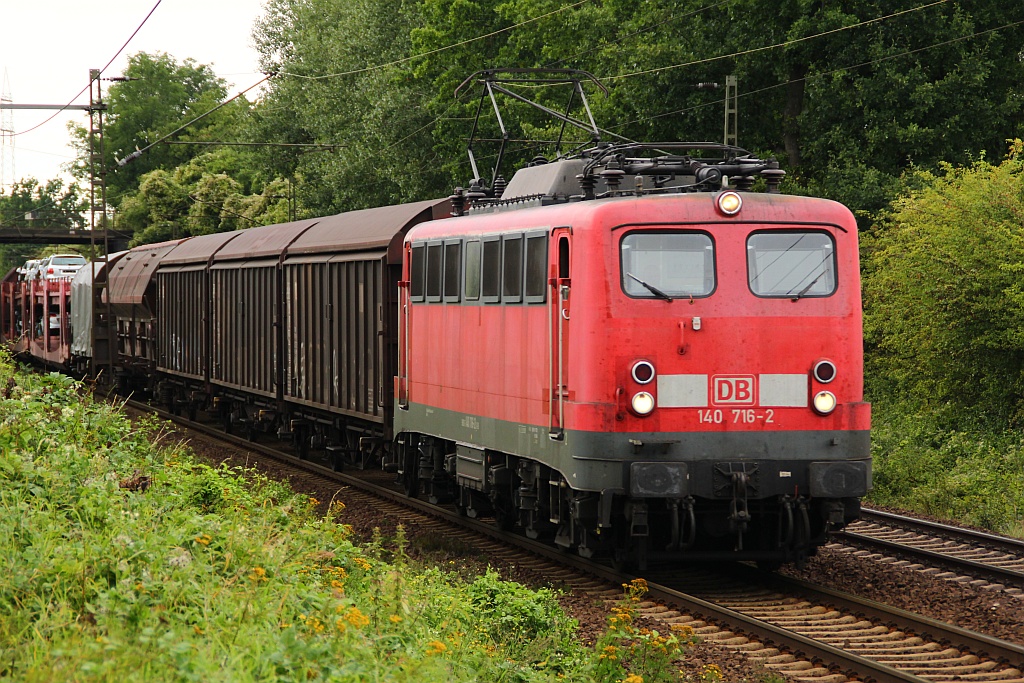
[[51, 256, 86, 266], [620, 232, 715, 299], [747, 232, 836, 298]]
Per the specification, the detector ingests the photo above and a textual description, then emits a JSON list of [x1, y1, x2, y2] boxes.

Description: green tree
[[0, 178, 88, 274], [862, 140, 1024, 426], [253, 0, 454, 215]]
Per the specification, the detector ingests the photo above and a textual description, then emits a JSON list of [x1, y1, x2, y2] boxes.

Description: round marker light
[[717, 191, 742, 216], [631, 360, 655, 385], [812, 391, 837, 415], [813, 360, 836, 384], [631, 391, 655, 416]]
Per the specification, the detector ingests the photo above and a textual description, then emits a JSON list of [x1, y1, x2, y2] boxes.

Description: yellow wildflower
[[249, 566, 268, 583], [353, 557, 371, 571], [623, 675, 644, 683], [194, 534, 211, 546], [344, 607, 370, 628], [426, 640, 447, 655], [389, 615, 402, 623]]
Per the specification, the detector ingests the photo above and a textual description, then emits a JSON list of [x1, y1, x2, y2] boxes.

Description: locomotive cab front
[[559, 189, 871, 566]]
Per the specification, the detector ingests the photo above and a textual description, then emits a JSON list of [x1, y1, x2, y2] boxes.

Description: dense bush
[[868, 407, 1024, 537], [862, 141, 1024, 427]]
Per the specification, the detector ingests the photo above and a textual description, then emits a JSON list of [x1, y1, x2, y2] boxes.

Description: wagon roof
[[160, 231, 243, 266], [211, 218, 321, 262], [72, 251, 129, 287], [285, 199, 450, 262], [108, 240, 187, 306]]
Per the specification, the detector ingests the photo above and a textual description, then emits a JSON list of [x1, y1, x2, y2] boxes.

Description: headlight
[[813, 360, 836, 383], [812, 391, 837, 415], [631, 360, 655, 385], [631, 392, 655, 416], [717, 191, 742, 216]]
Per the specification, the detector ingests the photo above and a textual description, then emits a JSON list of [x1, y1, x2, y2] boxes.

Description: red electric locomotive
[[391, 139, 871, 567]]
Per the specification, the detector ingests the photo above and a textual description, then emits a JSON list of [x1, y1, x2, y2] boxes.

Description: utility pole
[[724, 75, 738, 147], [88, 69, 116, 382]]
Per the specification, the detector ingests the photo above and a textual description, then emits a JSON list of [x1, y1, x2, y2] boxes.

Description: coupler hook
[[729, 472, 751, 550]]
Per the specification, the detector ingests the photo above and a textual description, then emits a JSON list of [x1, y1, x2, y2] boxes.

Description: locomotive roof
[[406, 190, 855, 242]]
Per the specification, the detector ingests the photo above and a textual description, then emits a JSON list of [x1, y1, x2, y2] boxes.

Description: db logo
[[712, 375, 756, 405]]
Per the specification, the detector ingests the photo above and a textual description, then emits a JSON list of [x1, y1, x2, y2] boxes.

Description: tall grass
[[869, 403, 1024, 537], [0, 353, 713, 682]]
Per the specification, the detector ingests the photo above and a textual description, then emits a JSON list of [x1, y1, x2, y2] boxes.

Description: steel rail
[[834, 508, 1024, 588], [860, 508, 1024, 554]]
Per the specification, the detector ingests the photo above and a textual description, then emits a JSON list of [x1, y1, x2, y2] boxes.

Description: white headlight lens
[[631, 391, 655, 416], [812, 391, 837, 415], [717, 191, 742, 215]]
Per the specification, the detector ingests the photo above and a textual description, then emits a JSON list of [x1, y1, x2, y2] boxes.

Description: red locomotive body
[[395, 166, 870, 566]]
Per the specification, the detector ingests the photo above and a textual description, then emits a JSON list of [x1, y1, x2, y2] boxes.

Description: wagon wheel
[[401, 445, 420, 498]]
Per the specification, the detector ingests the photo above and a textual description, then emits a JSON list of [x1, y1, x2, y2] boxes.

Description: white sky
[[0, 0, 268, 192]]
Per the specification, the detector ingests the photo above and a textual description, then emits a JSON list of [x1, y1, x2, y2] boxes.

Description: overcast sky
[[0, 0, 268, 192]]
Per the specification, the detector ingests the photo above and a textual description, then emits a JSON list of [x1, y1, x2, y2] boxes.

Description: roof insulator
[[449, 187, 466, 216], [600, 159, 625, 193], [492, 175, 507, 199], [762, 167, 786, 194], [577, 173, 596, 200]]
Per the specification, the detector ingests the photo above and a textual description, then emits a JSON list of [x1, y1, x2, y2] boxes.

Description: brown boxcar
[[141, 199, 448, 456]]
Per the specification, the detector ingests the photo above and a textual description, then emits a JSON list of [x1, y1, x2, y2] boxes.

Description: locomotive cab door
[[397, 242, 413, 410], [549, 226, 571, 440]]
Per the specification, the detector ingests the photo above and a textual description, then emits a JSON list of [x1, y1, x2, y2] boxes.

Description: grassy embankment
[[868, 406, 1024, 538], [0, 353, 717, 683]]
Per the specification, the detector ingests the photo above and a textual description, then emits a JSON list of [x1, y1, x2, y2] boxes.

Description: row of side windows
[[410, 231, 549, 304]]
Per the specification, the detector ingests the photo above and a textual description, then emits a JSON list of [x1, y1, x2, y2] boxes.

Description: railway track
[[834, 509, 1024, 593], [135, 400, 1024, 683]]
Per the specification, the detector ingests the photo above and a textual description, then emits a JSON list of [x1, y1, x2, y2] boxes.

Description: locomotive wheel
[[402, 449, 420, 498]]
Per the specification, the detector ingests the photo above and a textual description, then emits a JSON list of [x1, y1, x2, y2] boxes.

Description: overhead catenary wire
[[278, 0, 594, 81], [604, 0, 952, 83], [117, 75, 271, 166], [544, 0, 734, 69], [615, 16, 1024, 130], [12, 0, 163, 137]]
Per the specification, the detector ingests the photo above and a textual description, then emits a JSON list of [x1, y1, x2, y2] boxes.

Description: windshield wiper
[[789, 269, 826, 299], [627, 272, 673, 301]]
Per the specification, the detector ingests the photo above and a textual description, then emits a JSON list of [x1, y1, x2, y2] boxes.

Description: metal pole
[[724, 75, 738, 147]]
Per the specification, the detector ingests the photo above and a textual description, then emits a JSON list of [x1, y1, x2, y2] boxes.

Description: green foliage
[[862, 142, 1024, 425], [869, 405, 1024, 537], [466, 570, 575, 647], [0, 178, 89, 273], [0, 352, 708, 680]]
